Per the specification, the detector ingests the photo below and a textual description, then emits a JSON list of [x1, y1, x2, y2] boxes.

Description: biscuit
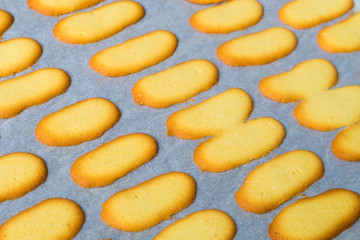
[[217, 27, 297, 66], [235, 150, 324, 214], [194, 117, 286, 172], [318, 12, 360, 53], [53, 1, 145, 44], [0, 198, 85, 239], [166, 88, 253, 140], [268, 189, 360, 240], [186, 0, 226, 4], [294, 85, 360, 131], [27, 0, 102, 16], [153, 209, 236, 240], [133, 59, 218, 108], [279, 0, 354, 29], [259, 59, 338, 103], [71, 133, 158, 188], [90, 30, 178, 77], [0, 37, 42, 78], [332, 122, 360, 162], [35, 97, 121, 146], [0, 68, 71, 119], [189, 0, 263, 34], [0, 9, 14, 38], [101, 172, 196, 232], [0, 152, 47, 203]]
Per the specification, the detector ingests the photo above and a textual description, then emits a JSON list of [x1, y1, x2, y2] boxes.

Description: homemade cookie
[[0, 37, 42, 78], [217, 27, 297, 66], [0, 152, 47, 203], [186, 0, 226, 4], [0, 198, 85, 240], [0, 68, 71, 119], [294, 85, 360, 131], [71, 133, 158, 188], [133, 59, 218, 108], [90, 30, 178, 77], [268, 189, 360, 240], [318, 12, 360, 53], [27, 0, 102, 16], [194, 117, 286, 172], [101, 172, 196, 232], [53, 1, 145, 44], [190, 0, 263, 34], [279, 0, 354, 29], [35, 97, 121, 146], [235, 150, 324, 214], [166, 88, 253, 140], [0, 9, 13, 38], [332, 122, 360, 162], [259, 59, 338, 103], [153, 209, 236, 240]]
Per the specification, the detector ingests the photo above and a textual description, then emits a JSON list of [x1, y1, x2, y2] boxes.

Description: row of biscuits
[[0, 0, 360, 240]]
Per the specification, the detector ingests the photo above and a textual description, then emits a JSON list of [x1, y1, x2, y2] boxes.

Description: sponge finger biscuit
[[0, 9, 13, 38], [332, 122, 360, 162]]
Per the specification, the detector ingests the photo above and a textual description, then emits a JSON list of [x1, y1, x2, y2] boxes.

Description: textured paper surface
[[0, 0, 359, 239]]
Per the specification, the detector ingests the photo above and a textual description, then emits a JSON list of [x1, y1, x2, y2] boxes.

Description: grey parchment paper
[[0, 0, 359, 239]]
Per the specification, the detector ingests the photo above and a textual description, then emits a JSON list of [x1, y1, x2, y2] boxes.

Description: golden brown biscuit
[[235, 150, 324, 214], [294, 85, 360, 131], [101, 172, 196, 232], [53, 1, 145, 44], [71, 133, 158, 188], [133, 59, 218, 108], [35, 97, 121, 146], [166, 88, 253, 140], [90, 30, 178, 77], [318, 12, 360, 53], [279, 0, 354, 29], [332, 122, 360, 162], [27, 0, 102, 16], [268, 189, 360, 240], [0, 9, 14, 38], [259, 59, 338, 103], [0, 68, 71, 119], [153, 209, 236, 240], [0, 152, 47, 203], [194, 117, 286, 172], [0, 38, 42, 78], [217, 27, 297, 66], [0, 198, 85, 240], [190, 0, 263, 34]]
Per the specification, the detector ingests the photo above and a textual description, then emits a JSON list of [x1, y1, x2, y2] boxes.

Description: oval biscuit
[[0, 9, 14, 38], [101, 172, 197, 232], [0, 198, 85, 240], [133, 59, 218, 108], [0, 37, 42, 78], [194, 117, 286, 172], [35, 97, 121, 146], [268, 189, 360, 240], [259, 59, 338, 103], [190, 0, 263, 34], [332, 122, 360, 162], [71, 133, 158, 188], [293, 85, 360, 131], [217, 27, 297, 66], [166, 88, 253, 140], [235, 150, 324, 214], [0, 152, 47, 203], [318, 12, 360, 53], [90, 30, 178, 77], [0, 68, 71, 119], [279, 0, 354, 29], [53, 1, 145, 44], [154, 209, 236, 240], [27, 0, 102, 16]]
